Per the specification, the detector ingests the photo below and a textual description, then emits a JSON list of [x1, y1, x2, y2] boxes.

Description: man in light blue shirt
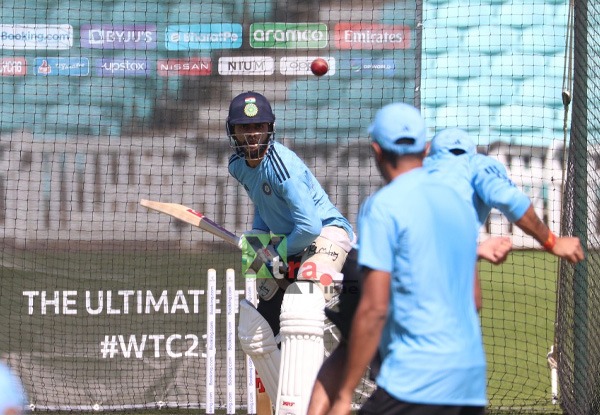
[[227, 91, 354, 414], [329, 103, 485, 415], [0, 362, 27, 415], [426, 128, 584, 264]]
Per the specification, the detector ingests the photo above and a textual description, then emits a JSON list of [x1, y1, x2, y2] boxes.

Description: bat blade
[[256, 373, 273, 415], [140, 199, 240, 247]]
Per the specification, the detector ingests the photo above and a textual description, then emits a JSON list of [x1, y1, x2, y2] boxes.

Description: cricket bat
[[140, 199, 241, 247], [256, 373, 273, 415]]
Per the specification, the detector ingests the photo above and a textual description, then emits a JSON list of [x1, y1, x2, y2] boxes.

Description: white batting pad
[[276, 281, 325, 415], [238, 299, 281, 401]]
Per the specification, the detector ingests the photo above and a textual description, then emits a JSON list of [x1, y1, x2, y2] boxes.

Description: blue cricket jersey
[[228, 141, 353, 255], [0, 363, 26, 411], [358, 167, 485, 406], [425, 153, 531, 227]]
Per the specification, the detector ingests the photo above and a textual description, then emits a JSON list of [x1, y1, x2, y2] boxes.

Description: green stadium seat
[[435, 1, 499, 28], [521, 25, 568, 55], [47, 0, 111, 25], [420, 77, 460, 107], [422, 26, 461, 55], [0, 103, 29, 132], [345, 78, 414, 107], [16, 77, 76, 106], [110, 0, 167, 24], [431, 53, 492, 79], [461, 25, 520, 55], [243, 0, 275, 22], [457, 77, 517, 107], [546, 53, 571, 78], [435, 104, 492, 131], [498, 2, 555, 28], [313, 105, 377, 141], [287, 79, 347, 107], [167, 1, 236, 25], [520, 76, 566, 108], [272, 103, 318, 139], [77, 77, 136, 107], [491, 104, 557, 133], [489, 54, 546, 79], [380, 1, 417, 24], [45, 104, 122, 136]]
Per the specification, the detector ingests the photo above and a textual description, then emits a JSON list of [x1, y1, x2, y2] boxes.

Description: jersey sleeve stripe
[[270, 148, 291, 180]]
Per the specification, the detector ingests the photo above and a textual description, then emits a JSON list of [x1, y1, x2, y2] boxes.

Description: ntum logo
[[250, 23, 328, 49], [218, 57, 274, 75]]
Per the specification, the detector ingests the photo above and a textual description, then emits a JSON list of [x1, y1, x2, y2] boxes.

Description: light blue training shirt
[[0, 363, 26, 412], [228, 141, 353, 255], [425, 153, 531, 227], [358, 167, 486, 406]]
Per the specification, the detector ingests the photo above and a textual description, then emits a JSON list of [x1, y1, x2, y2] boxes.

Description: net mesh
[[0, 0, 589, 413]]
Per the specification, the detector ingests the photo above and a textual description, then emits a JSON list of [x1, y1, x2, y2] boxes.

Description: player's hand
[[477, 236, 512, 264], [551, 236, 585, 264]]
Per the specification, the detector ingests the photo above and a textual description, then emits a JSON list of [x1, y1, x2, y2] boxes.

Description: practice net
[[0, 0, 591, 413]]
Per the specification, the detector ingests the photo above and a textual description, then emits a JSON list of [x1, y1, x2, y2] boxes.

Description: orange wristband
[[543, 231, 557, 251]]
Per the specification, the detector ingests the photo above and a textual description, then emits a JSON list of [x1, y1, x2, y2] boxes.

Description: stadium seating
[[435, 1, 499, 28], [520, 76, 567, 108], [420, 77, 460, 107], [489, 53, 546, 79]]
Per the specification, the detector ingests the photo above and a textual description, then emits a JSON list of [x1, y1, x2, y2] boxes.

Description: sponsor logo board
[[250, 23, 328, 49], [157, 58, 212, 76], [0, 57, 26, 76], [218, 56, 275, 75], [165, 24, 242, 50], [95, 58, 151, 76], [349, 58, 396, 76], [334, 23, 410, 49], [279, 56, 335, 76], [34, 57, 90, 76], [0, 24, 73, 50], [81, 24, 157, 49]]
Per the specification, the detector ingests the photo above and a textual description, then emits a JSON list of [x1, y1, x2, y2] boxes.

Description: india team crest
[[244, 103, 258, 117], [262, 182, 271, 195]]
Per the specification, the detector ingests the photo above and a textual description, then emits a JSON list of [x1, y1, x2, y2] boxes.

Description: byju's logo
[[81, 24, 157, 49]]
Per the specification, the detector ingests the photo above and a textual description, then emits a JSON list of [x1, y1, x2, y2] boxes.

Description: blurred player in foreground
[[326, 102, 484, 415], [308, 126, 586, 415], [0, 362, 27, 415], [425, 127, 584, 264], [226, 91, 354, 415]]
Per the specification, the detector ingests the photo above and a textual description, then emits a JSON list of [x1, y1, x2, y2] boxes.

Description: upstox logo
[[250, 23, 328, 49]]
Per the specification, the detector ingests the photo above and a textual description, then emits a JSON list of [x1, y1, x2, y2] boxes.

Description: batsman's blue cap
[[429, 128, 476, 157], [227, 91, 275, 125], [369, 103, 427, 155]]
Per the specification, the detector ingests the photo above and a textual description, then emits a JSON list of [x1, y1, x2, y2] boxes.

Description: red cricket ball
[[310, 58, 329, 76]]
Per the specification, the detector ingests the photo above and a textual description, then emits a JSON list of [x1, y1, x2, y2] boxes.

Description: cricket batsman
[[225, 91, 354, 415]]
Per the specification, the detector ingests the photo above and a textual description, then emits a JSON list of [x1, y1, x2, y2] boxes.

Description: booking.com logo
[[239, 233, 334, 287]]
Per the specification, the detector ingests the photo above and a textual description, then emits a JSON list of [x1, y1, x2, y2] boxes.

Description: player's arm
[[280, 177, 322, 255], [471, 154, 531, 223], [251, 205, 270, 233], [514, 205, 584, 263], [329, 267, 389, 415], [472, 155, 584, 263]]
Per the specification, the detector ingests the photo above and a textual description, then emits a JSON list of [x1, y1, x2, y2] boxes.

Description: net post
[[245, 274, 258, 414], [206, 269, 217, 414], [226, 269, 236, 414]]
